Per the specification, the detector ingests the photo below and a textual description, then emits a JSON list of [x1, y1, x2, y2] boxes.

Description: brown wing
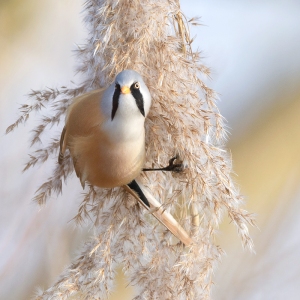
[[57, 89, 106, 187], [58, 126, 66, 164]]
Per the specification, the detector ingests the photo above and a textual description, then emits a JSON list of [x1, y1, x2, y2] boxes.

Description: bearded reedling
[[58, 70, 192, 246]]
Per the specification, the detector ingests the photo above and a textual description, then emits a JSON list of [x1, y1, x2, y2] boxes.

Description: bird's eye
[[134, 82, 140, 89]]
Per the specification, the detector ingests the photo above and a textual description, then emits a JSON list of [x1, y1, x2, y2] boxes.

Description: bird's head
[[103, 70, 152, 121]]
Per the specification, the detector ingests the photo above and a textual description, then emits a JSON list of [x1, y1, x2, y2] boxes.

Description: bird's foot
[[162, 156, 184, 173], [143, 155, 184, 173]]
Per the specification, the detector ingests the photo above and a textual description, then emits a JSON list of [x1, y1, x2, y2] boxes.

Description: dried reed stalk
[[7, 0, 255, 299]]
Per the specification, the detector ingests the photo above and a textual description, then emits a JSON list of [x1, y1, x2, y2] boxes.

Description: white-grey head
[[102, 70, 152, 121]]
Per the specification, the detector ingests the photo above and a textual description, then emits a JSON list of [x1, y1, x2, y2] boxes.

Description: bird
[[58, 69, 192, 246]]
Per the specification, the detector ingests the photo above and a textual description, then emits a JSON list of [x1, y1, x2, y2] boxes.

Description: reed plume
[[7, 0, 255, 298]]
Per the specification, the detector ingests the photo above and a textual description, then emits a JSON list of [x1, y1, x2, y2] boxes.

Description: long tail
[[124, 180, 193, 246]]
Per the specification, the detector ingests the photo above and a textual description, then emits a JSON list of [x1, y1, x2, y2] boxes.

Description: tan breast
[[64, 89, 145, 188]]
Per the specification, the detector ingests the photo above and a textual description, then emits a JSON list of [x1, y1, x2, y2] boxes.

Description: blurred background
[[1, 0, 300, 299]]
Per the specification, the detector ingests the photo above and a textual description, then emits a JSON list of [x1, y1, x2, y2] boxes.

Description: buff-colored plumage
[[59, 89, 145, 188], [124, 183, 192, 246], [58, 70, 192, 246]]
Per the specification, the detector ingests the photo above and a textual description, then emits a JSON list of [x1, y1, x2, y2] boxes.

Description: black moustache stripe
[[111, 84, 120, 120], [130, 85, 145, 117]]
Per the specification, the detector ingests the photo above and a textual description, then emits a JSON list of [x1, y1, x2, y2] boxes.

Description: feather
[[124, 182, 193, 246]]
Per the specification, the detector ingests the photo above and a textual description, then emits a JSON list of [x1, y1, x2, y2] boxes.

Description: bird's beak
[[121, 86, 130, 94]]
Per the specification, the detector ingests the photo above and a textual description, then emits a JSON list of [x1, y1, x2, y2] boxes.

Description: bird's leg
[[143, 156, 184, 173], [127, 179, 150, 208]]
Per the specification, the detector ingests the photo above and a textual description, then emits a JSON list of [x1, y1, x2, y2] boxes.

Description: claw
[[143, 155, 184, 173], [165, 156, 184, 173]]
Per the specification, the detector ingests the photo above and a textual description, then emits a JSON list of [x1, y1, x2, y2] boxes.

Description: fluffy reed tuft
[[8, 0, 255, 299]]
